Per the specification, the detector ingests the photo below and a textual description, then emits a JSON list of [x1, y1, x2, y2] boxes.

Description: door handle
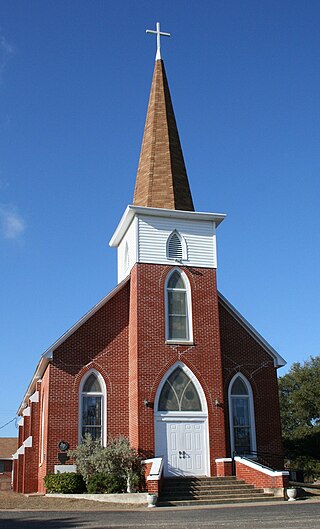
[[179, 451, 182, 459], [183, 451, 186, 459]]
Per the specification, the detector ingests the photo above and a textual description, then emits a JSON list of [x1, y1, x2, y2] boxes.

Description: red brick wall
[[129, 263, 226, 470], [235, 459, 289, 490], [219, 302, 284, 468], [42, 281, 130, 483]]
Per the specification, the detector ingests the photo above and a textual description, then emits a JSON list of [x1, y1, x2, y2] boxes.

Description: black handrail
[[232, 449, 286, 475]]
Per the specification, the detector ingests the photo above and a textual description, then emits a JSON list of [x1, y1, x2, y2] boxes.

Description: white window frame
[[78, 369, 107, 446], [166, 230, 188, 262], [164, 268, 193, 344], [228, 373, 257, 456], [40, 394, 45, 465]]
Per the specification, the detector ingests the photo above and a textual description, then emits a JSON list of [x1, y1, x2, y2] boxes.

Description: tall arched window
[[228, 374, 256, 455], [80, 371, 106, 444], [165, 269, 192, 342]]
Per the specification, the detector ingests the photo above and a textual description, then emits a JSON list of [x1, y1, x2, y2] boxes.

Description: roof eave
[[109, 205, 226, 247]]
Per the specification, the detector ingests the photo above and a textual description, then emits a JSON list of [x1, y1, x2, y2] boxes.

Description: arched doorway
[[154, 363, 209, 477]]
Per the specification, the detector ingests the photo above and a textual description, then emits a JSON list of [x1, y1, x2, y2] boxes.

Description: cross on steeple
[[146, 22, 171, 61]]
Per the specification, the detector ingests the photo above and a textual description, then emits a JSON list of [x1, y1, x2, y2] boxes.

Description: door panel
[[156, 419, 207, 477]]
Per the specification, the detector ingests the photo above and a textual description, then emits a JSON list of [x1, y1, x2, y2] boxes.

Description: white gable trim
[[218, 292, 286, 368]]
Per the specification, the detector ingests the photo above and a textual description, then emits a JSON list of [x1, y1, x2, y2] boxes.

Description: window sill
[[165, 340, 194, 346]]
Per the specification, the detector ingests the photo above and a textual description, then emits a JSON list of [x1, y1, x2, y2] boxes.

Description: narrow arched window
[[81, 372, 104, 443], [229, 375, 256, 455], [124, 242, 129, 271], [158, 367, 201, 411], [166, 270, 191, 342], [167, 232, 183, 260]]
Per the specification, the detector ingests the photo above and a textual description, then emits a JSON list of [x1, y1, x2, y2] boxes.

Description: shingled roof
[[133, 59, 194, 211], [0, 438, 17, 459]]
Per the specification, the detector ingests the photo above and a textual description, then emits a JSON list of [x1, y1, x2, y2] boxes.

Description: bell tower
[[109, 23, 227, 475]]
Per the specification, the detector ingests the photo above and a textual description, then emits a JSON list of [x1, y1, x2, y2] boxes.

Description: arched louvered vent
[[167, 232, 183, 260]]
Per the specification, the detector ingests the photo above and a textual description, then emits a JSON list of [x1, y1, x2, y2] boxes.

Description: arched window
[[228, 374, 256, 455], [165, 269, 192, 342], [80, 371, 106, 444], [124, 242, 129, 271], [158, 367, 202, 411]]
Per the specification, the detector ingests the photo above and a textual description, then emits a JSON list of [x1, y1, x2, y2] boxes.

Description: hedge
[[44, 473, 86, 494]]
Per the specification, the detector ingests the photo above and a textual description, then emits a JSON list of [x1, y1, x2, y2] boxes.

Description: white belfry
[[146, 22, 171, 60]]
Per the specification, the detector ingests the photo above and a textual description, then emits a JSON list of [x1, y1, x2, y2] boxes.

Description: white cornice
[[109, 205, 226, 247], [218, 292, 286, 368]]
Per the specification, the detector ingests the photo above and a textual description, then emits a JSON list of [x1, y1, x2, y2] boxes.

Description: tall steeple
[[133, 26, 194, 212]]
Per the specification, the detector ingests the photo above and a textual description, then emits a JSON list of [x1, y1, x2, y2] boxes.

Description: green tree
[[279, 356, 320, 463]]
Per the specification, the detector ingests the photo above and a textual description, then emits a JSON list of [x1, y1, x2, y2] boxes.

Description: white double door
[[155, 418, 208, 477]]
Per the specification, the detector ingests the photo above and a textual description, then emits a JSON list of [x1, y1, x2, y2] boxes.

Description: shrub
[[87, 472, 125, 494], [44, 473, 86, 494], [69, 434, 143, 491], [68, 433, 103, 484]]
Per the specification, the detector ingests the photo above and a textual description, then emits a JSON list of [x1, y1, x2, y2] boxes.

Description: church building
[[13, 25, 286, 496]]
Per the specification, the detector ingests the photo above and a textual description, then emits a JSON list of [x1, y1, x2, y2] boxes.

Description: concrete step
[[161, 483, 255, 492], [158, 495, 280, 507], [158, 477, 279, 507], [161, 488, 267, 500]]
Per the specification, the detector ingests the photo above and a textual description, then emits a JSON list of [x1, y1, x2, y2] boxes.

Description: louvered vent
[[167, 233, 183, 260]]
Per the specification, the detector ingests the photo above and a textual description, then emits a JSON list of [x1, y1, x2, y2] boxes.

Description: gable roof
[[0, 438, 18, 459], [133, 59, 194, 211], [218, 292, 286, 368], [17, 276, 130, 415]]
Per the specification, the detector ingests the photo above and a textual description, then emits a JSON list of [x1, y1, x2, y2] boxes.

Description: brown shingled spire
[[133, 59, 194, 211]]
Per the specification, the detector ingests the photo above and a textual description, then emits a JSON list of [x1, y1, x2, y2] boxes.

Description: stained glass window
[[158, 367, 201, 411], [81, 373, 103, 442]]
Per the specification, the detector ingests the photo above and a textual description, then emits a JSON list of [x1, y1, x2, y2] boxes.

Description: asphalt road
[[1, 502, 320, 529]]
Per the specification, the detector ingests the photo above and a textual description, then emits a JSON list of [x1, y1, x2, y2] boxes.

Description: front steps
[[158, 476, 280, 506]]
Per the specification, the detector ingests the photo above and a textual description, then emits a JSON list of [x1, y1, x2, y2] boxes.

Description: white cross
[[146, 22, 171, 60]]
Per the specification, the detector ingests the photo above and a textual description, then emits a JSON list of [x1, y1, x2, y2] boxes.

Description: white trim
[[18, 417, 24, 427], [29, 391, 39, 403], [23, 406, 31, 417], [215, 458, 232, 463], [17, 276, 129, 415], [109, 205, 226, 247], [12, 452, 18, 460], [78, 369, 107, 447], [142, 457, 164, 481], [234, 456, 289, 477], [40, 393, 46, 464], [218, 292, 286, 368], [164, 268, 193, 344], [23, 436, 32, 448], [17, 445, 25, 455], [228, 373, 257, 456]]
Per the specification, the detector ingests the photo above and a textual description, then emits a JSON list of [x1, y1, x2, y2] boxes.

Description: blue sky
[[1, 0, 319, 437]]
